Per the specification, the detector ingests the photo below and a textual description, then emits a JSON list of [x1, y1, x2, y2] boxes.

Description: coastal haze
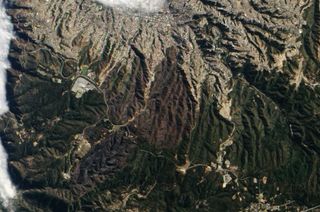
[[0, 0, 16, 208]]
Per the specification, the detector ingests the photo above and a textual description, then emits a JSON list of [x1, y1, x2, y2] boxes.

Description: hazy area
[[96, 0, 166, 12], [0, 0, 16, 208]]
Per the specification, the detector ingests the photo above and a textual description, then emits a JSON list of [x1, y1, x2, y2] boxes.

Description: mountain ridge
[[2, 0, 320, 211]]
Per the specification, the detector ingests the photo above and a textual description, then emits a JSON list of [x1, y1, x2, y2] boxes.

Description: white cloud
[[0, 0, 16, 209], [96, 0, 166, 13], [0, 140, 16, 208]]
